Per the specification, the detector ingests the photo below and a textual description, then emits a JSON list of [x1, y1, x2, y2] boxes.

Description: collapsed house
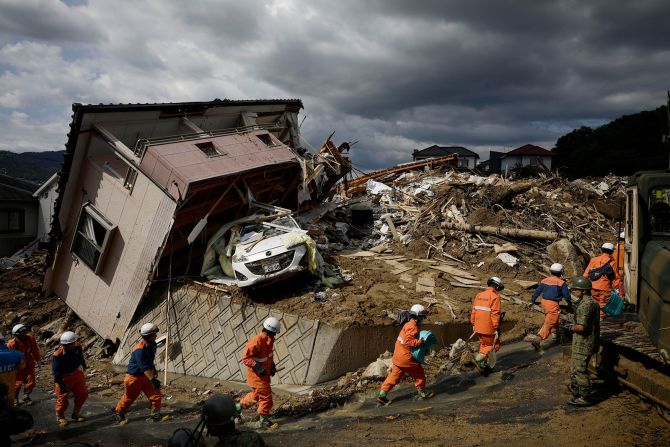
[[43, 99, 367, 385]]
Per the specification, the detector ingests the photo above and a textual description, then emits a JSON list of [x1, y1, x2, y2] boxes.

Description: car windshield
[[239, 216, 299, 241], [649, 187, 670, 238]]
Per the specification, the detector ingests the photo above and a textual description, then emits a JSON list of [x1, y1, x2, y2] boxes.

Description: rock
[[547, 238, 583, 278], [449, 339, 467, 359], [361, 358, 392, 378], [496, 252, 518, 267]]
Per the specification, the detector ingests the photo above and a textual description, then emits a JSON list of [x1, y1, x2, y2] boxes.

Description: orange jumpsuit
[[52, 343, 88, 419], [115, 339, 161, 415], [611, 241, 625, 296], [381, 319, 426, 393], [239, 331, 274, 416], [583, 253, 617, 318], [8, 334, 41, 396], [531, 276, 571, 341], [471, 287, 501, 358]]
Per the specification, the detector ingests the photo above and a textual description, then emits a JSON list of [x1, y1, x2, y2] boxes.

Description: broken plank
[[430, 264, 479, 280], [385, 215, 400, 241], [391, 266, 413, 275], [448, 275, 481, 285], [514, 279, 539, 289], [450, 282, 485, 289], [412, 258, 438, 264], [340, 250, 378, 258]]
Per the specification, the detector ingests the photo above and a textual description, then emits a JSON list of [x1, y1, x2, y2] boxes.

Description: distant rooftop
[[504, 144, 552, 157], [414, 145, 480, 158]]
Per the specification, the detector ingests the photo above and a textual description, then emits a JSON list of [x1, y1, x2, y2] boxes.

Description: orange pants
[[0, 373, 17, 407], [239, 386, 273, 416], [477, 333, 500, 358], [381, 363, 426, 393], [538, 299, 560, 340], [55, 369, 88, 418], [115, 374, 161, 414], [592, 289, 609, 318], [15, 363, 36, 395]]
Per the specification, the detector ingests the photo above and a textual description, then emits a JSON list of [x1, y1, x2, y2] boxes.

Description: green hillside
[[0, 150, 64, 183], [553, 105, 670, 178]]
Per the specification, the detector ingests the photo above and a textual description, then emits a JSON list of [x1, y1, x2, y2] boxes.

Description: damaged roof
[[415, 145, 480, 159]]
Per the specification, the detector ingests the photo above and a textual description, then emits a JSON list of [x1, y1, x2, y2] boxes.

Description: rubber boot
[[22, 393, 32, 405], [57, 416, 69, 427], [567, 396, 592, 407], [376, 390, 390, 405], [71, 405, 86, 422], [259, 415, 277, 429], [115, 412, 128, 425], [417, 389, 435, 399], [148, 411, 171, 422]]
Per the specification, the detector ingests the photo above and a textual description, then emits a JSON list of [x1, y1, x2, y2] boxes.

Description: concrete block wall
[[114, 283, 321, 385]]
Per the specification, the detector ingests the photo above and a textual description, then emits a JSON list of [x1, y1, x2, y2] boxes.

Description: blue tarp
[[411, 330, 438, 364]]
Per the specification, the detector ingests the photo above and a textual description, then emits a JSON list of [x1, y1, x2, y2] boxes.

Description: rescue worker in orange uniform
[[471, 277, 504, 373], [114, 323, 169, 425], [7, 323, 41, 405], [0, 332, 26, 408], [611, 232, 625, 296], [377, 304, 434, 405], [52, 331, 88, 427], [525, 263, 571, 350], [583, 242, 617, 318], [236, 317, 281, 428]]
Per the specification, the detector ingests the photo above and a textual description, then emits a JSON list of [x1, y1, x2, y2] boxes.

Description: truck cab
[[625, 171, 670, 356]]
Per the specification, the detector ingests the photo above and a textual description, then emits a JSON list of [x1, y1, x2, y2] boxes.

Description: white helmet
[[549, 263, 564, 274], [263, 317, 281, 334], [409, 304, 427, 317], [140, 322, 159, 336], [12, 324, 27, 335], [488, 276, 504, 290], [60, 331, 77, 345], [602, 242, 615, 252], [619, 231, 624, 240]]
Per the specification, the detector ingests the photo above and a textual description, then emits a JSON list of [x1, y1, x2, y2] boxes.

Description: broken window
[[256, 134, 277, 147], [195, 142, 223, 157], [0, 209, 25, 233], [71, 203, 116, 274]]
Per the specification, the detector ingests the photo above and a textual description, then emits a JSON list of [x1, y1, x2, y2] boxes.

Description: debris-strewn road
[[12, 342, 670, 446]]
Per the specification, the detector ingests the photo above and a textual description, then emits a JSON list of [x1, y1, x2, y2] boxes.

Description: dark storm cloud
[[0, 0, 104, 43], [1, 0, 669, 169]]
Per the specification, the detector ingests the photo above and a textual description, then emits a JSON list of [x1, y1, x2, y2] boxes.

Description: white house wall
[[49, 150, 176, 342]]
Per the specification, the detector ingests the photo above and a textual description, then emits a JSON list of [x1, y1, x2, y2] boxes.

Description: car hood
[[235, 235, 287, 258]]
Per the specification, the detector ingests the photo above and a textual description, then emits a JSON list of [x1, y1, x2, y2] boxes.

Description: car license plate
[[262, 262, 281, 273]]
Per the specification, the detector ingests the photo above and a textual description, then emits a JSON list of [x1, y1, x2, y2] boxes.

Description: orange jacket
[[242, 331, 274, 388], [583, 253, 616, 291], [471, 287, 501, 335], [612, 241, 624, 274], [391, 319, 423, 367], [8, 334, 41, 367]]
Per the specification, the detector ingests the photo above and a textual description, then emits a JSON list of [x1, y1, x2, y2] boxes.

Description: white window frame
[[70, 203, 116, 274]]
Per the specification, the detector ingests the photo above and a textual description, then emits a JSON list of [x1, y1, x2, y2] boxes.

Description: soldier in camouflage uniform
[[167, 395, 265, 447], [567, 276, 600, 406]]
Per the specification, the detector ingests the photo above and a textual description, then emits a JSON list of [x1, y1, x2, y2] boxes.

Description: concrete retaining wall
[[113, 283, 472, 385]]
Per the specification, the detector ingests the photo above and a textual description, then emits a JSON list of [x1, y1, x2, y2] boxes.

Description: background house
[[412, 145, 479, 169], [0, 174, 39, 257], [499, 144, 553, 173]]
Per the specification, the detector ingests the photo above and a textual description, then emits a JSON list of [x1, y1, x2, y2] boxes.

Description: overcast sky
[[1, 0, 669, 170]]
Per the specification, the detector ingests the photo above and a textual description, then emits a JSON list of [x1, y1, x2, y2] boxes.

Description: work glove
[[151, 378, 162, 389], [270, 362, 277, 377], [252, 363, 266, 377], [59, 384, 69, 394]]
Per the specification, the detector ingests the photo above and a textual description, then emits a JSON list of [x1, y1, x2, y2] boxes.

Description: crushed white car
[[201, 203, 314, 287]]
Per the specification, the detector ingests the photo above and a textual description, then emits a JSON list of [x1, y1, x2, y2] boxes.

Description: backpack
[[588, 263, 614, 282]]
